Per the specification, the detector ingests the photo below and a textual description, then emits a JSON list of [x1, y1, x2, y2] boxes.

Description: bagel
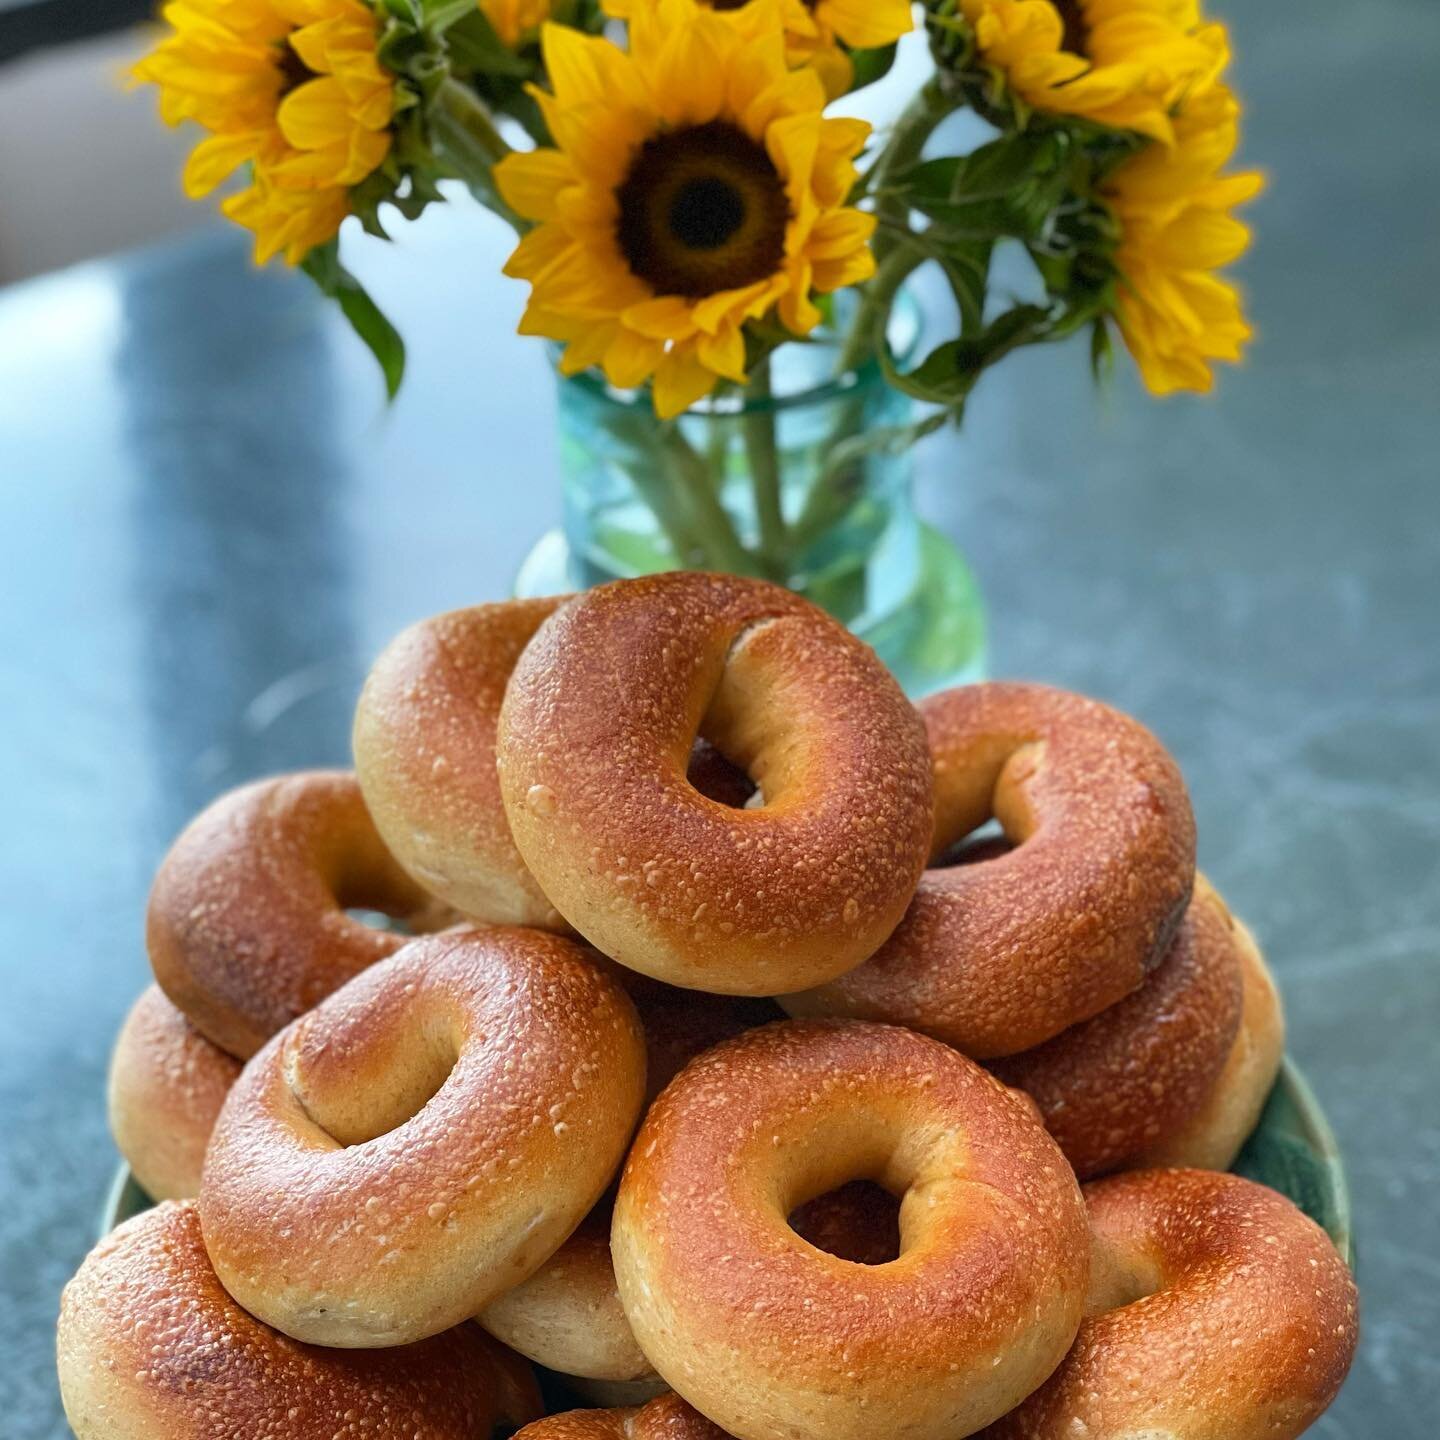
[[1136, 912, 1285, 1170], [782, 682, 1196, 1057], [612, 1019, 1090, 1440], [147, 770, 449, 1058], [107, 986, 241, 1201], [480, 979, 782, 1381], [990, 876, 1244, 1178], [496, 574, 933, 995], [354, 599, 570, 929], [480, 1173, 896, 1385], [58, 1201, 542, 1440], [515, 1393, 727, 1439], [978, 1169, 1358, 1440], [199, 927, 647, 1347], [481, 1203, 652, 1385]]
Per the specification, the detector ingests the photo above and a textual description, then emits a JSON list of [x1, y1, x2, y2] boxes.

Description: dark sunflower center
[[615, 121, 792, 299], [1054, 0, 1089, 55], [274, 39, 314, 97], [668, 176, 746, 250]]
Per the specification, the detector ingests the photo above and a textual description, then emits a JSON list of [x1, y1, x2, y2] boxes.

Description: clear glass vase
[[515, 301, 986, 698]]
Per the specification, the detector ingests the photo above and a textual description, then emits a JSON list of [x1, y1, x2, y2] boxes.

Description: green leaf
[[422, 0, 478, 31], [446, 10, 533, 77], [880, 302, 1056, 406], [897, 134, 1073, 242], [848, 43, 898, 93], [302, 243, 407, 400]]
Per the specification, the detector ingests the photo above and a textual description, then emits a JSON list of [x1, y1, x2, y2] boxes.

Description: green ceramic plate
[[99, 1056, 1352, 1265]]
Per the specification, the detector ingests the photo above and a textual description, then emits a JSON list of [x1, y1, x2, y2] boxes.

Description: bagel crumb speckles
[[199, 928, 647, 1348], [107, 986, 240, 1202], [613, 1019, 1090, 1440], [977, 1169, 1359, 1440], [147, 770, 450, 1059], [515, 1393, 732, 1439], [354, 599, 571, 929], [990, 876, 1245, 1178], [782, 682, 1196, 1057], [1136, 913, 1286, 1171], [497, 574, 934, 995], [58, 1201, 542, 1440]]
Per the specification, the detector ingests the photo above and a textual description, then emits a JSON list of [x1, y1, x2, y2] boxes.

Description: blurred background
[[2, 1, 1438, 1436]]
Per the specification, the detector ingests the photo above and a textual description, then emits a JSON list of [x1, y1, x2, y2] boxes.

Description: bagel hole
[[788, 1180, 902, 1266], [930, 819, 1015, 870], [292, 1020, 461, 1148], [1086, 1237, 1165, 1315], [346, 907, 417, 934], [688, 737, 761, 810]]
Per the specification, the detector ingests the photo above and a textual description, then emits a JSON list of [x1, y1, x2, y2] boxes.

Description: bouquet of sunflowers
[[134, 0, 1258, 631]]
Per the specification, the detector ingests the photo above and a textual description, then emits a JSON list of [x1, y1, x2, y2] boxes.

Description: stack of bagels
[[61, 572, 1358, 1440]]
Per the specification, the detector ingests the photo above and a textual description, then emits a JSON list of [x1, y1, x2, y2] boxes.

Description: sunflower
[[495, 0, 878, 418], [604, 0, 913, 98], [1102, 82, 1262, 392], [481, 0, 554, 48], [958, 0, 1227, 144], [133, 0, 394, 264]]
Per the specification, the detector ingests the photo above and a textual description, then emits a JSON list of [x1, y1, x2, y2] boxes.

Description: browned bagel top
[[978, 1169, 1359, 1440], [147, 770, 445, 1058], [784, 682, 1196, 1056], [516, 1394, 730, 1440], [990, 876, 1245, 1178], [108, 985, 241, 1202], [612, 1019, 1090, 1440], [496, 573, 933, 994], [199, 927, 647, 1347], [57, 1201, 541, 1440], [354, 598, 569, 927]]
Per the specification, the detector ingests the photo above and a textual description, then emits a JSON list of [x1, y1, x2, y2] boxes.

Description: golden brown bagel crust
[[496, 574, 933, 995], [481, 979, 781, 1380], [107, 986, 241, 1202], [481, 1203, 653, 1383], [517, 1394, 730, 1440], [147, 771, 448, 1059], [57, 1201, 542, 1440], [1136, 913, 1285, 1170], [199, 928, 646, 1348], [613, 1020, 1090, 1440], [354, 599, 570, 928], [978, 1169, 1358, 1440], [990, 876, 1244, 1178], [782, 682, 1197, 1057]]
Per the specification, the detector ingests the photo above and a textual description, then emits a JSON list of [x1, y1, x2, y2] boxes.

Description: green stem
[[835, 78, 957, 381], [869, 77, 955, 257], [743, 358, 787, 575], [835, 239, 928, 380], [431, 79, 523, 231], [657, 424, 759, 577]]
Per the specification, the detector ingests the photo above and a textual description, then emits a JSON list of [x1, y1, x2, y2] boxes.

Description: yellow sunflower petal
[[502, 0, 871, 416], [136, 0, 393, 244], [815, 0, 913, 50], [495, 148, 579, 222], [603, 328, 668, 388], [182, 128, 265, 196], [695, 324, 749, 384], [653, 345, 720, 418]]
